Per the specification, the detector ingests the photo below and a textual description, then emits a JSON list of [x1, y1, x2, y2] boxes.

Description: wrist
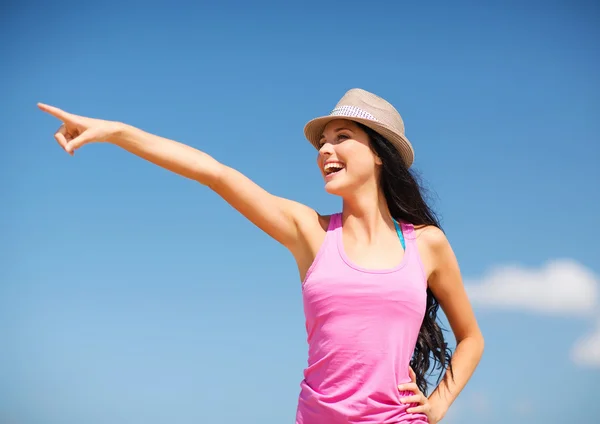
[[429, 397, 448, 422], [107, 121, 131, 145]]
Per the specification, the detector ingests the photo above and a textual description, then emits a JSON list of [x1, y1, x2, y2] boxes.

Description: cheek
[[341, 144, 377, 175], [353, 158, 378, 177]]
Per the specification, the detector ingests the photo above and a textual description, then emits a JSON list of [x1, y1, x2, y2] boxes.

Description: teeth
[[324, 163, 344, 173]]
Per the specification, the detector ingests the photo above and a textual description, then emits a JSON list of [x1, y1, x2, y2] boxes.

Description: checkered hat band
[[329, 105, 378, 122]]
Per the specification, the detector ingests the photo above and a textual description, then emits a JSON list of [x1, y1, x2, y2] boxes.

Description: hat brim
[[303, 116, 415, 168]]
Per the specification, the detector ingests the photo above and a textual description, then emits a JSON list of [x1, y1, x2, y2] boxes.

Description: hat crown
[[333, 88, 405, 135]]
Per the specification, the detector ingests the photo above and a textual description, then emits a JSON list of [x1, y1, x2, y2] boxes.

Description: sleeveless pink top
[[296, 213, 429, 423]]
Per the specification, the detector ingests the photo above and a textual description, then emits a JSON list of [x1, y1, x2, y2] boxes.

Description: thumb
[[65, 128, 97, 154], [409, 366, 417, 383]]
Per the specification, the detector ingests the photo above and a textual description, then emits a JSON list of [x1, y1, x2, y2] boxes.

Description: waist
[[305, 322, 418, 374], [297, 344, 426, 423], [304, 345, 412, 391], [297, 382, 427, 423]]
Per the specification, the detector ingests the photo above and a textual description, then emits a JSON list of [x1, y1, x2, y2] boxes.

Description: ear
[[375, 155, 383, 166]]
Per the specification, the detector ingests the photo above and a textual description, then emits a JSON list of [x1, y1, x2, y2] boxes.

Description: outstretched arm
[[38, 103, 315, 250]]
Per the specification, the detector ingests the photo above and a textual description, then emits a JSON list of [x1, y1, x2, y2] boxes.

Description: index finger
[[398, 382, 419, 393], [37, 103, 75, 123]]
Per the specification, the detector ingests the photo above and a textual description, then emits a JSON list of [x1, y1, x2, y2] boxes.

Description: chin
[[324, 180, 351, 197], [324, 172, 374, 198]]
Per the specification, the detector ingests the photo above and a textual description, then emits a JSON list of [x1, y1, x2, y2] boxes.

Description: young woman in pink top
[[38, 88, 484, 423]]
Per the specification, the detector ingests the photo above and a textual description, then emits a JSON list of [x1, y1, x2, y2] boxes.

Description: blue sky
[[2, 1, 599, 423]]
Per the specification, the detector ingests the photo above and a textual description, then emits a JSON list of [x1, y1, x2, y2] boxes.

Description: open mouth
[[324, 162, 345, 177]]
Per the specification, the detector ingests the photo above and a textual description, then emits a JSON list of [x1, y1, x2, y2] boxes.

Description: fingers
[[398, 381, 427, 411], [400, 393, 425, 404], [54, 125, 68, 151], [53, 124, 94, 155], [38, 103, 75, 123], [406, 404, 430, 414], [398, 375, 433, 417], [397, 382, 419, 393], [399, 383, 426, 405], [65, 129, 96, 154], [54, 125, 79, 156]]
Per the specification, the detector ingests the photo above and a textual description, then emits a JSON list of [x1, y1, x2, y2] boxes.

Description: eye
[[337, 133, 350, 141]]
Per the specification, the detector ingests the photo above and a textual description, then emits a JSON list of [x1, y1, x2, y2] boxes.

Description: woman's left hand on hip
[[398, 367, 438, 424]]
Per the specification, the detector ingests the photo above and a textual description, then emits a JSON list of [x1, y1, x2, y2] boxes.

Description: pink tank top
[[296, 213, 429, 424]]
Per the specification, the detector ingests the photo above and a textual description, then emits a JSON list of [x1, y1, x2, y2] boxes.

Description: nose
[[317, 143, 332, 169], [319, 141, 334, 157]]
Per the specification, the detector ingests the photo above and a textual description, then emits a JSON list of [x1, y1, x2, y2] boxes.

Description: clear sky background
[[2, 1, 599, 423]]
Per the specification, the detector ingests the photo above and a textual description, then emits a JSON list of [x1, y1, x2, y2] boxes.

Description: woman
[[38, 88, 484, 423]]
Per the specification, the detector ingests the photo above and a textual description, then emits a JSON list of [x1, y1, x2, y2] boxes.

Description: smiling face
[[317, 119, 383, 197]]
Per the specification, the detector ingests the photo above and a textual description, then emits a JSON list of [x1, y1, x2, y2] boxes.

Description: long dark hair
[[357, 122, 454, 395]]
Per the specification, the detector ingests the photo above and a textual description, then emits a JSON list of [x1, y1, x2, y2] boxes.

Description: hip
[[296, 380, 428, 424]]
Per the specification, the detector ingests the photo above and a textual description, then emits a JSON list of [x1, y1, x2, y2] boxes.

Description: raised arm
[[37, 103, 315, 250]]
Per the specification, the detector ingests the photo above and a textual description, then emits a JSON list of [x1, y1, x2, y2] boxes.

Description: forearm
[[428, 334, 484, 420], [110, 123, 223, 186]]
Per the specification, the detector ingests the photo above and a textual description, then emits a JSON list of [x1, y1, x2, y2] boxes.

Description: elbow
[[457, 330, 485, 358], [194, 156, 225, 188], [473, 331, 485, 359], [470, 328, 485, 350]]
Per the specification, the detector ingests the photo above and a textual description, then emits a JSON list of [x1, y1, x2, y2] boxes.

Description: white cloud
[[465, 259, 598, 317], [570, 322, 600, 368], [465, 259, 600, 368]]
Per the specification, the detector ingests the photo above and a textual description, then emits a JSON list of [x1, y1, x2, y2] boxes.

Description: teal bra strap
[[393, 220, 406, 250]]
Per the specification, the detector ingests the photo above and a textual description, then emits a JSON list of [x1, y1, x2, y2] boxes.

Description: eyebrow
[[319, 127, 354, 140]]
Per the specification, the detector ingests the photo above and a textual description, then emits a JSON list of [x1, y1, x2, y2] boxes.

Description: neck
[[340, 183, 394, 243]]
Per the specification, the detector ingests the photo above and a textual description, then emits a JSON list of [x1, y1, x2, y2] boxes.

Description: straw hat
[[304, 88, 415, 168]]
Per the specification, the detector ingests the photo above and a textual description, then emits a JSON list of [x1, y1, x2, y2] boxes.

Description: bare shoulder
[[413, 224, 454, 279], [414, 224, 448, 249]]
